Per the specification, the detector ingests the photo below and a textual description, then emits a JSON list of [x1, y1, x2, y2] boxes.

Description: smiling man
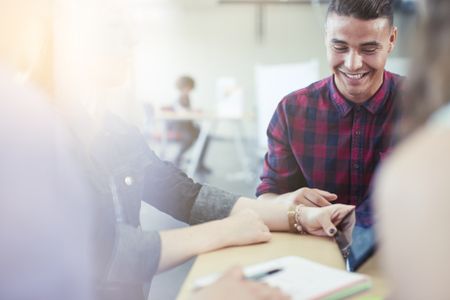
[[257, 0, 402, 223]]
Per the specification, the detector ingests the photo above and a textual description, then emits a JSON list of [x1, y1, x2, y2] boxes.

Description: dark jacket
[[84, 113, 239, 300]]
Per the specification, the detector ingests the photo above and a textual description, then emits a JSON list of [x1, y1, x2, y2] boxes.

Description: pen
[[246, 268, 283, 281]]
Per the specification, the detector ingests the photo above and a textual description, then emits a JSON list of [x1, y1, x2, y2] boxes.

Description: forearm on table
[[231, 197, 289, 232], [157, 219, 234, 273], [158, 196, 294, 273]]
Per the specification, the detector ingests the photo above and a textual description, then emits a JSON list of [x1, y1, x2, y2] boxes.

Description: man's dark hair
[[327, 0, 394, 26]]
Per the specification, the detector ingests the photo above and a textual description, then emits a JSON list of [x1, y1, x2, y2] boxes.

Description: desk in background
[[154, 110, 251, 177], [177, 232, 388, 300]]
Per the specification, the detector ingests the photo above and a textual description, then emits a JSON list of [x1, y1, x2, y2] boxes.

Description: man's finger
[[304, 190, 332, 207], [315, 189, 338, 201]]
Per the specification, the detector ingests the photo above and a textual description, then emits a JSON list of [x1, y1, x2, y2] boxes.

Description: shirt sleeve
[[256, 98, 307, 197]]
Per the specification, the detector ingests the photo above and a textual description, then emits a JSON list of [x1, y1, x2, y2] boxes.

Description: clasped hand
[[277, 187, 338, 207], [299, 204, 355, 239]]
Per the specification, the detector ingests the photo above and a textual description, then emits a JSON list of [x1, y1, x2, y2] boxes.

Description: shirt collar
[[328, 71, 391, 117]]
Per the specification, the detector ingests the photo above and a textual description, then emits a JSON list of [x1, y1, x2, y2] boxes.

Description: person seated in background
[[375, 0, 450, 298], [257, 0, 402, 226], [170, 75, 211, 173], [0, 3, 356, 299]]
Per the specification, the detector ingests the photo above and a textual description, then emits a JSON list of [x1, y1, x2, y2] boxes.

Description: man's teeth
[[344, 73, 366, 79]]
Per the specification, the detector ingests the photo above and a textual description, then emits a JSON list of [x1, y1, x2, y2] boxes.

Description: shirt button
[[353, 163, 359, 169], [355, 130, 361, 136], [124, 176, 134, 186]]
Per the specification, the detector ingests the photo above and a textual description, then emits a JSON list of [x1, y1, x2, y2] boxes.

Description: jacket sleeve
[[105, 223, 161, 284], [142, 153, 239, 225], [188, 185, 239, 225]]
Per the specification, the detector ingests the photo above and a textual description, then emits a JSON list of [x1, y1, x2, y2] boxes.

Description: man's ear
[[388, 26, 398, 53]]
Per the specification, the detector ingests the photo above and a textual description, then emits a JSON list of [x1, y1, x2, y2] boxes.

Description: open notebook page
[[193, 256, 371, 300]]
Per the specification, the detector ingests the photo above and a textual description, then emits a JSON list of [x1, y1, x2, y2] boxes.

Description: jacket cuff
[[189, 185, 239, 225], [106, 223, 161, 284]]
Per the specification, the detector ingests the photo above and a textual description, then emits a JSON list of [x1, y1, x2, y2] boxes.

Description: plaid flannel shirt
[[257, 71, 403, 215]]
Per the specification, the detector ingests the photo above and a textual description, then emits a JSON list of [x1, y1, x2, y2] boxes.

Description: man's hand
[[274, 188, 338, 207], [300, 204, 355, 237], [191, 266, 290, 300]]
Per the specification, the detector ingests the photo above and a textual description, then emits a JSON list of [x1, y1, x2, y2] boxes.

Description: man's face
[[325, 13, 397, 103]]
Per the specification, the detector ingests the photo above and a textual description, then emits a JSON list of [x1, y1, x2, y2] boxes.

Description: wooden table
[[177, 232, 388, 300]]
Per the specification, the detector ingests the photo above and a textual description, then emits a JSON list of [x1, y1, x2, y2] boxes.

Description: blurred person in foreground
[[257, 0, 402, 227], [0, 72, 95, 300], [375, 0, 450, 299], [0, 2, 95, 299], [0, 1, 355, 300]]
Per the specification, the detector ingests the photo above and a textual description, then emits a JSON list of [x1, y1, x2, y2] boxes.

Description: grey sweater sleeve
[[188, 185, 240, 225], [106, 223, 161, 284]]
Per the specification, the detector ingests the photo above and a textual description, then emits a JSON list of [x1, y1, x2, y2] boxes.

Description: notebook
[[193, 256, 371, 300]]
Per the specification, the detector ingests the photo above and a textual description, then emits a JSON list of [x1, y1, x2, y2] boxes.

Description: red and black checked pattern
[[257, 71, 403, 209]]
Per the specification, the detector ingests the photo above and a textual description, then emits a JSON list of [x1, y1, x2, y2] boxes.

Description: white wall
[[54, 0, 413, 130], [132, 2, 329, 115]]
